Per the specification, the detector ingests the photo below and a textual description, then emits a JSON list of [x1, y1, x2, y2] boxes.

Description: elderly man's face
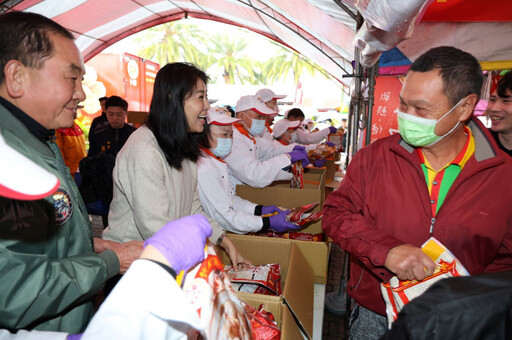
[[398, 70, 462, 138], [19, 33, 86, 130]]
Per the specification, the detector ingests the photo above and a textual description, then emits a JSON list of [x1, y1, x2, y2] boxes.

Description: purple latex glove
[[261, 205, 284, 215], [144, 215, 212, 272], [313, 159, 326, 167], [328, 126, 337, 134], [269, 210, 301, 233], [67, 334, 82, 340], [325, 141, 335, 147], [292, 145, 306, 152], [287, 149, 310, 166]]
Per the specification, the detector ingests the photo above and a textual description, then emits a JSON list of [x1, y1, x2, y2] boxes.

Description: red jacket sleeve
[[322, 148, 404, 281]]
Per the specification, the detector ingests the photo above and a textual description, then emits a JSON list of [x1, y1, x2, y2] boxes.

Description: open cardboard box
[[219, 236, 314, 339], [235, 169, 330, 283]]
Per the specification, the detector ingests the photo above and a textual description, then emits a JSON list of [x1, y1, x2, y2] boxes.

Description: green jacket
[[0, 102, 120, 333]]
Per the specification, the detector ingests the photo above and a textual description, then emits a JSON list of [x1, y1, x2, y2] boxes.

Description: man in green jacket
[[0, 11, 143, 333]]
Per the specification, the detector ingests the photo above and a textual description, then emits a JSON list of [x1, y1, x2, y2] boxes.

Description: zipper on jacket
[[429, 217, 436, 235]]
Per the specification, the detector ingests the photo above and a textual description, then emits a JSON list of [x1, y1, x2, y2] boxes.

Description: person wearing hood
[[197, 107, 300, 235]]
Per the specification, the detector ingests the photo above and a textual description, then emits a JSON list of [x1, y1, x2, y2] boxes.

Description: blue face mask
[[245, 114, 266, 136], [289, 132, 298, 144], [212, 137, 233, 158]]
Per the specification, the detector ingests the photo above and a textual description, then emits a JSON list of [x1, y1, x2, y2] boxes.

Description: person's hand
[[328, 126, 338, 134], [111, 241, 144, 274], [67, 334, 82, 340], [384, 244, 436, 281], [287, 149, 310, 166], [221, 236, 251, 271], [292, 145, 306, 152], [144, 215, 212, 273], [325, 141, 335, 147], [261, 205, 284, 216], [313, 159, 326, 167], [268, 210, 301, 233], [93, 237, 120, 253]]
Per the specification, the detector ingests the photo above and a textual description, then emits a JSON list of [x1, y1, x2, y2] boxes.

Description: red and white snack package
[[286, 202, 322, 226], [290, 161, 304, 189], [253, 231, 324, 242], [307, 143, 337, 162], [183, 245, 253, 340], [225, 264, 282, 296], [244, 303, 281, 340]]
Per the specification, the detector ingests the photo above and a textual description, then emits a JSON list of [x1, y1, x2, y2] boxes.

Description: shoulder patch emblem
[[53, 188, 73, 225]]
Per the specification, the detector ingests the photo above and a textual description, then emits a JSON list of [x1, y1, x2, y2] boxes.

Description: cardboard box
[[228, 231, 330, 284], [220, 236, 314, 339], [235, 171, 330, 283], [236, 168, 325, 208]]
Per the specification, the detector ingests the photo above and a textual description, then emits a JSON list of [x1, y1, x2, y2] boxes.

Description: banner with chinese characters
[[370, 76, 403, 143]]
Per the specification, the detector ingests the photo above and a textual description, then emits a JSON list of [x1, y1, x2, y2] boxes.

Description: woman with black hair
[[103, 62, 248, 266]]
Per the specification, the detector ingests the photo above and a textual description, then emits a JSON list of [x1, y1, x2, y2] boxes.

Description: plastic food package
[[286, 202, 322, 226], [290, 161, 304, 189], [183, 245, 252, 339], [254, 231, 324, 242], [380, 237, 469, 328], [225, 264, 282, 296], [244, 304, 281, 340]]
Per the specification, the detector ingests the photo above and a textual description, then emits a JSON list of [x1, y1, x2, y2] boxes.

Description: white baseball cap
[[255, 88, 287, 102], [272, 118, 301, 138], [235, 95, 276, 115], [206, 107, 241, 125], [0, 133, 60, 200]]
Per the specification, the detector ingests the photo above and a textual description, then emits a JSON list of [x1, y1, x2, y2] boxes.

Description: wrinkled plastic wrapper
[[254, 231, 325, 242], [290, 161, 304, 189], [349, 0, 434, 67], [244, 304, 281, 340], [225, 264, 282, 296], [287, 202, 322, 226], [380, 237, 469, 328], [183, 245, 253, 339], [308, 143, 337, 163]]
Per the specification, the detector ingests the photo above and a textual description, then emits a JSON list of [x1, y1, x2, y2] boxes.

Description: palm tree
[[135, 22, 208, 67], [263, 46, 328, 88], [207, 32, 258, 84]]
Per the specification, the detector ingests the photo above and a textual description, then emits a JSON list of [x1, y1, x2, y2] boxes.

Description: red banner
[[370, 77, 402, 143], [422, 0, 512, 22]]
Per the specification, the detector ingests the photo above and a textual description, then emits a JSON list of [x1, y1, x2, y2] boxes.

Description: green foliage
[[133, 21, 329, 86]]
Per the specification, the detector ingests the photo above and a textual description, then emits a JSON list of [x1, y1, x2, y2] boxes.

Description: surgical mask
[[289, 132, 298, 143], [212, 137, 233, 158], [245, 115, 266, 136], [397, 98, 464, 147]]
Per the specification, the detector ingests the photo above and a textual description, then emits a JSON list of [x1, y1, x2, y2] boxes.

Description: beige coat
[[103, 125, 223, 243]]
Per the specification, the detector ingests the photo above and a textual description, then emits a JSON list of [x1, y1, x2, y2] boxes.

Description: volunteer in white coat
[[255, 88, 286, 142], [83, 215, 211, 340], [224, 95, 310, 188], [197, 108, 301, 234], [273, 119, 332, 168], [286, 108, 337, 144]]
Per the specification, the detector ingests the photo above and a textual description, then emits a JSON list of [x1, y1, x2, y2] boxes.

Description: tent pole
[[364, 62, 379, 146], [333, 0, 357, 21]]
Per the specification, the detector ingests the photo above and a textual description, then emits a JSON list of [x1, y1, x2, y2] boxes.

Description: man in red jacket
[[323, 46, 512, 340]]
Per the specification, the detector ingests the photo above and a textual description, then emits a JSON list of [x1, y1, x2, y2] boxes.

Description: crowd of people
[[0, 10, 511, 340]]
